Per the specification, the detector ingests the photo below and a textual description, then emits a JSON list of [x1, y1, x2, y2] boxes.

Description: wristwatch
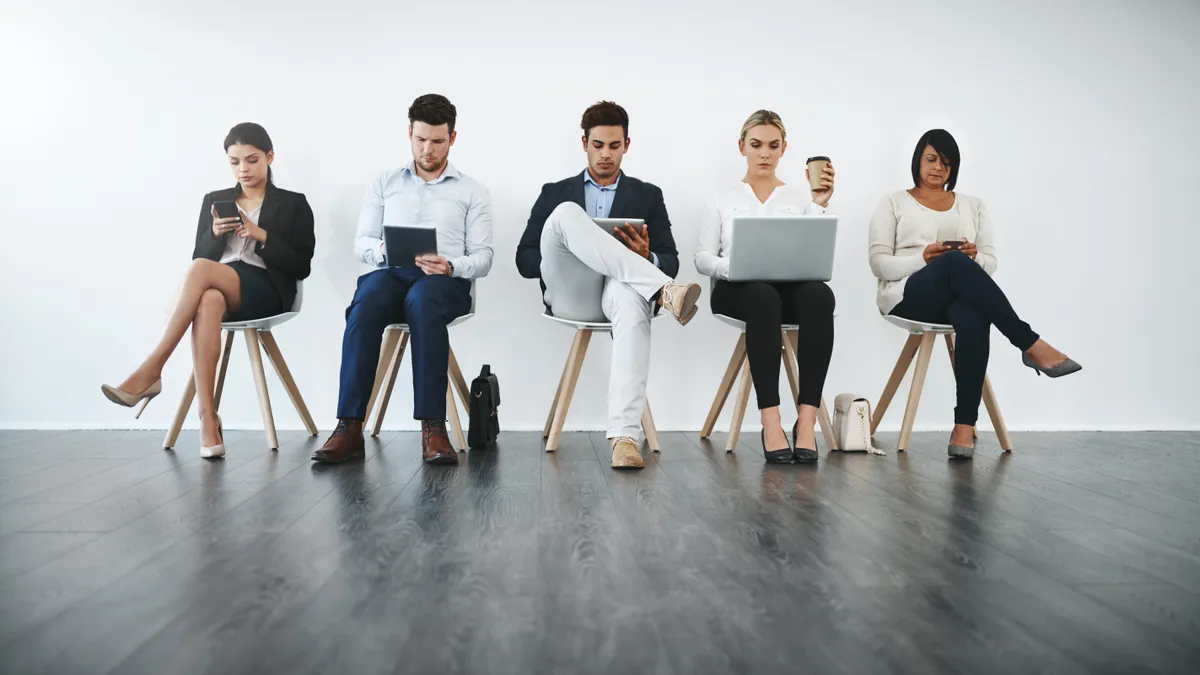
[[446, 260, 455, 276]]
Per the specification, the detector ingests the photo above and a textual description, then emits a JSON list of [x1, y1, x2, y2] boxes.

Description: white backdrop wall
[[2, 0, 1197, 432]]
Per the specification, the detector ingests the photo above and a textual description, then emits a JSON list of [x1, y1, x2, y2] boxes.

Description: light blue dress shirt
[[583, 170, 660, 268], [354, 162, 494, 279]]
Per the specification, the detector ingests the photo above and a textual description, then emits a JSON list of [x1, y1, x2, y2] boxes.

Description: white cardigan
[[867, 190, 998, 314]]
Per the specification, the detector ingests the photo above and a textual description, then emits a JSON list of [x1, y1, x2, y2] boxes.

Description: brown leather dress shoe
[[421, 419, 458, 465], [312, 419, 366, 464]]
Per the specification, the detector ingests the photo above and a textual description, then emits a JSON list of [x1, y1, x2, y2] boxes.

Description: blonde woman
[[695, 110, 836, 463]]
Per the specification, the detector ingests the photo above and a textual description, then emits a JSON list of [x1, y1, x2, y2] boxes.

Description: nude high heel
[[100, 379, 162, 419], [201, 415, 225, 459]]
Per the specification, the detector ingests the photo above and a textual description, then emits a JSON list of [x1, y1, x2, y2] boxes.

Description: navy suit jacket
[[515, 171, 680, 286]]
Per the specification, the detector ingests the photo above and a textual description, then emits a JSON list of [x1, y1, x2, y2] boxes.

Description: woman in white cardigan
[[696, 110, 836, 463], [868, 129, 1080, 459]]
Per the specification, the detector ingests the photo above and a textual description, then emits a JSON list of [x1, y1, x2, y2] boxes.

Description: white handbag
[[832, 394, 886, 455]]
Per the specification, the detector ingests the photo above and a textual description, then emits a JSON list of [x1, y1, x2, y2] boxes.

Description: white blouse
[[219, 204, 266, 269], [695, 183, 827, 280]]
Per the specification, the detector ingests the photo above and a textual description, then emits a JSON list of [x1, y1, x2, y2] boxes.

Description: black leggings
[[890, 251, 1039, 426], [710, 280, 835, 410]]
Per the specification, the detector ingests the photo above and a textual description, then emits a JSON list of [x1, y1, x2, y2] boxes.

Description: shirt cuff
[[449, 256, 470, 278], [650, 252, 661, 268], [378, 241, 387, 266], [808, 200, 827, 215]]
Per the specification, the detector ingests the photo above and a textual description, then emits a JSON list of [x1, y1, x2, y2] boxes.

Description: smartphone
[[942, 240, 964, 249], [213, 200, 242, 223]]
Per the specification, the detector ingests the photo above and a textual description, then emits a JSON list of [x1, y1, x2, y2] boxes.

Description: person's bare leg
[[760, 406, 788, 449], [119, 260, 241, 394], [192, 289, 227, 447], [1025, 339, 1069, 370], [793, 404, 819, 449]]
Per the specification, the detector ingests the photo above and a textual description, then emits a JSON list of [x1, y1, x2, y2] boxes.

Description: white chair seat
[[882, 314, 953, 334], [542, 311, 661, 332], [387, 312, 475, 332]]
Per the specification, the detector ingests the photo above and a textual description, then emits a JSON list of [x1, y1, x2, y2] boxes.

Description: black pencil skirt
[[224, 261, 284, 322]]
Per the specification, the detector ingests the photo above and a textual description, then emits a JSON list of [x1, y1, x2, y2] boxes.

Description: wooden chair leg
[[701, 333, 747, 439], [364, 328, 401, 429], [213, 330, 235, 412], [447, 346, 471, 412], [372, 332, 408, 438], [546, 330, 591, 451], [641, 401, 661, 453], [726, 358, 753, 452], [258, 331, 318, 436], [543, 345, 574, 439], [817, 399, 838, 451], [872, 334, 922, 434], [897, 332, 936, 452], [163, 374, 196, 449], [981, 375, 1013, 451], [244, 328, 278, 450], [446, 382, 467, 451], [783, 330, 838, 451]]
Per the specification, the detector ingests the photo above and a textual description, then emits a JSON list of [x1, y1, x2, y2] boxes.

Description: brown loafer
[[421, 420, 458, 465], [610, 437, 644, 470], [312, 419, 365, 464]]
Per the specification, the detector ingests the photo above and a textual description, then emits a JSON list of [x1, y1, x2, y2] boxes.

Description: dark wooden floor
[[0, 429, 1198, 675]]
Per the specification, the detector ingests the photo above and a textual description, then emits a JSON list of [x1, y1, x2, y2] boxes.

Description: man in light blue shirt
[[315, 94, 493, 466]]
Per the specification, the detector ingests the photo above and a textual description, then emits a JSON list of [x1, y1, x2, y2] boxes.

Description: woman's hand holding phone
[[210, 204, 241, 237]]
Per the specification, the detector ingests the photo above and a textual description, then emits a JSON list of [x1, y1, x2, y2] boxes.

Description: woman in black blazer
[[101, 123, 315, 458]]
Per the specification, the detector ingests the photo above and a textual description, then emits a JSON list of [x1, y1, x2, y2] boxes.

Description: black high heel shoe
[[792, 421, 819, 463], [761, 429, 794, 464]]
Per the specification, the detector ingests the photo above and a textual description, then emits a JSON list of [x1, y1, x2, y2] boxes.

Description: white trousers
[[540, 202, 672, 440]]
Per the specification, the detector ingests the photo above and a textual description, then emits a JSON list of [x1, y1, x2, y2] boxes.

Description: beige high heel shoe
[[100, 379, 162, 419], [201, 415, 225, 459]]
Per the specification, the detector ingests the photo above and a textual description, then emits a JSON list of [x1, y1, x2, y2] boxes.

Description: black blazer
[[192, 182, 315, 311], [515, 171, 681, 286]]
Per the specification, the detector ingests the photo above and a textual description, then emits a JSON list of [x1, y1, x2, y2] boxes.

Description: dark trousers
[[710, 280, 835, 410], [890, 251, 1038, 426], [336, 267, 471, 421]]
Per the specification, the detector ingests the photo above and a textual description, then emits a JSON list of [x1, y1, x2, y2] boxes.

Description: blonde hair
[[740, 109, 786, 141]]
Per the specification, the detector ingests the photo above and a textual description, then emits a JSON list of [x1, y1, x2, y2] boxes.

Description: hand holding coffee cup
[[806, 156, 835, 206]]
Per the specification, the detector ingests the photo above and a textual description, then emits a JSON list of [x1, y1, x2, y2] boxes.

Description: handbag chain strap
[[858, 404, 887, 456]]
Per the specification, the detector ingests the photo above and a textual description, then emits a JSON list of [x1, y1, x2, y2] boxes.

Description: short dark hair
[[911, 129, 960, 190], [409, 94, 457, 134], [223, 122, 274, 184], [581, 101, 629, 139]]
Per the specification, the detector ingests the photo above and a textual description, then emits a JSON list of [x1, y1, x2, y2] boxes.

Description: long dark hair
[[223, 122, 274, 185], [911, 129, 960, 191]]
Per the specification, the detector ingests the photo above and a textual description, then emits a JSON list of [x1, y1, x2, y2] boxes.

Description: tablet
[[593, 217, 645, 236], [383, 226, 439, 267]]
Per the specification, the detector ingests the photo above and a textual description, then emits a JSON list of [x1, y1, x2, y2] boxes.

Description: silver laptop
[[593, 217, 644, 235], [726, 216, 838, 282]]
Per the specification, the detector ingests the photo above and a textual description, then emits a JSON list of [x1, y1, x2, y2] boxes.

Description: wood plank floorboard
[[0, 430, 1197, 674]]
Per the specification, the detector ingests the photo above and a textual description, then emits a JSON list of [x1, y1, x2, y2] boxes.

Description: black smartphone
[[213, 200, 242, 223], [943, 239, 964, 249]]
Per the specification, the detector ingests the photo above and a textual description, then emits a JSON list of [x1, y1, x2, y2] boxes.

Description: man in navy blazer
[[515, 101, 701, 470]]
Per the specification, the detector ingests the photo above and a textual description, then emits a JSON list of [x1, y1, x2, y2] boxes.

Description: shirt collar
[[402, 161, 459, 185], [584, 169, 621, 191]]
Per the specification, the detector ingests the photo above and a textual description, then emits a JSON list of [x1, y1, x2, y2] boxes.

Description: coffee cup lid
[[806, 156, 830, 163]]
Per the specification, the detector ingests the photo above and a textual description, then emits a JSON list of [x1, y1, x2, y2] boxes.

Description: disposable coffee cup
[[806, 156, 830, 191]]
